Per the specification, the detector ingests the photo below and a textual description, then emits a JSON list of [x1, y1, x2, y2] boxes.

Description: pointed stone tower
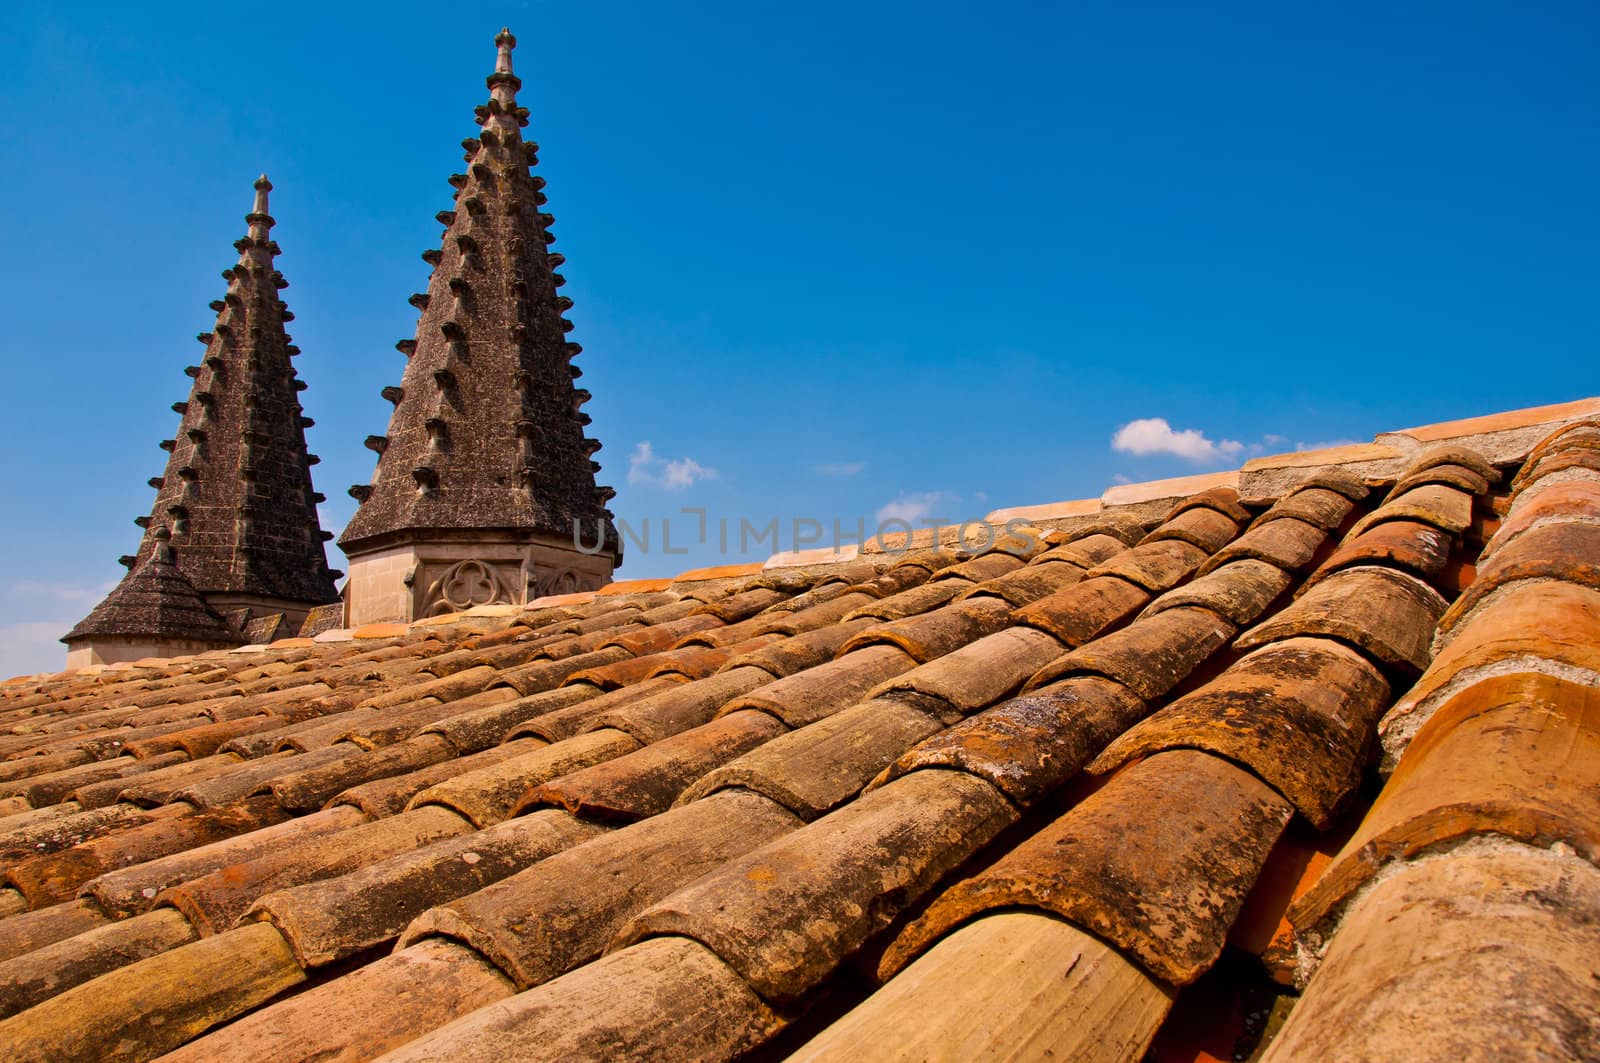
[[65, 177, 340, 665], [63, 529, 241, 665], [339, 29, 620, 624]]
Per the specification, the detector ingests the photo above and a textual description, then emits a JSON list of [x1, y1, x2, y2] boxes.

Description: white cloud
[[1112, 473, 1133, 485], [627, 441, 719, 492], [1295, 438, 1361, 452], [876, 491, 957, 524], [815, 461, 866, 477], [0, 621, 70, 680], [1111, 418, 1246, 463]]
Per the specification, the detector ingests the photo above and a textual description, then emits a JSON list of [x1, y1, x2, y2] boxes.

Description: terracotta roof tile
[[1439, 520, 1600, 634], [1199, 516, 1329, 575], [617, 769, 1016, 1002], [0, 920, 306, 1061], [401, 790, 798, 991], [1384, 395, 1600, 455], [884, 750, 1292, 986], [83, 804, 368, 920], [790, 910, 1170, 1062], [1481, 479, 1600, 560], [1238, 566, 1446, 677], [1085, 538, 1209, 593], [1344, 483, 1476, 540], [266, 735, 457, 813], [876, 676, 1147, 807], [1292, 671, 1600, 935], [671, 562, 766, 583], [1035, 530, 1129, 567], [1027, 604, 1236, 700], [1144, 558, 1291, 625], [504, 679, 680, 745], [0, 899, 110, 966], [1378, 580, 1600, 764], [843, 578, 968, 621], [1389, 460, 1492, 498], [1266, 844, 1600, 1060], [256, 810, 603, 970], [717, 644, 915, 729], [683, 697, 948, 820], [1305, 518, 1454, 586], [839, 598, 1012, 662], [161, 804, 471, 935], [869, 626, 1067, 715], [1141, 504, 1244, 553], [412, 732, 640, 828], [1012, 574, 1152, 647], [1093, 638, 1391, 828], [520, 710, 787, 822], [332, 739, 535, 818], [386, 935, 785, 1062]]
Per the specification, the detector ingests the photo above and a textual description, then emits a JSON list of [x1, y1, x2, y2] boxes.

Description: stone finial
[[486, 27, 522, 125], [241, 174, 277, 265], [150, 525, 176, 564], [495, 27, 517, 74]]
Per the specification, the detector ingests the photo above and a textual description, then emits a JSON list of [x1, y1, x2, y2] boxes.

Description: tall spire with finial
[[339, 29, 619, 621], [68, 176, 340, 658]]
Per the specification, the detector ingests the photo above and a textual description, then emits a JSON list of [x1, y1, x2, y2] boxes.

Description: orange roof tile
[[1393, 395, 1600, 442], [982, 497, 1101, 524], [350, 623, 409, 640], [1101, 468, 1241, 507], [670, 562, 766, 583], [524, 590, 599, 607], [595, 578, 674, 596], [1241, 441, 1403, 472]]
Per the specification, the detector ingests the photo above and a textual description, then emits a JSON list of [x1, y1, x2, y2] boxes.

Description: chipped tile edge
[[762, 544, 861, 570]]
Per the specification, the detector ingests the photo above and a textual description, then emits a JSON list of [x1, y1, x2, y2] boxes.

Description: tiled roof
[[1, 397, 1597, 1061]]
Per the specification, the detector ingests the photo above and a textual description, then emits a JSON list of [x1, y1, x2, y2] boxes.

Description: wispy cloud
[[0, 621, 69, 679], [1111, 418, 1246, 463], [815, 461, 866, 477], [1295, 438, 1361, 452], [627, 441, 719, 491], [10, 580, 116, 606], [876, 490, 957, 524]]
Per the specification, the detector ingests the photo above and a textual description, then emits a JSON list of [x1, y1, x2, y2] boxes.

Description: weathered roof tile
[[1093, 638, 1391, 828], [884, 750, 1292, 986]]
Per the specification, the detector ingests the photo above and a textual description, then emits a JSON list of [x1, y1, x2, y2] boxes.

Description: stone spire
[[67, 177, 339, 663], [63, 528, 240, 660], [338, 29, 619, 623]]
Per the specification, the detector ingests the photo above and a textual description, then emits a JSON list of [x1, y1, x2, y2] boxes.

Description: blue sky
[[1, 1, 1595, 675]]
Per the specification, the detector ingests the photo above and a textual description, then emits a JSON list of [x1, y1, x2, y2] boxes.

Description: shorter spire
[[62, 525, 240, 648]]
